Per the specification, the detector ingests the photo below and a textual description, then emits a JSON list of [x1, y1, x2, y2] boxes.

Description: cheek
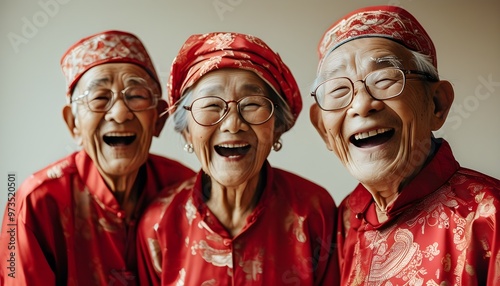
[[188, 125, 213, 151], [399, 87, 432, 121], [257, 122, 276, 145], [323, 113, 344, 139], [138, 113, 158, 134], [76, 112, 103, 139]]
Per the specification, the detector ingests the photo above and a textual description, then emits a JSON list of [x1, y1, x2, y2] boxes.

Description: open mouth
[[214, 143, 251, 157], [350, 128, 394, 148], [103, 132, 137, 146]]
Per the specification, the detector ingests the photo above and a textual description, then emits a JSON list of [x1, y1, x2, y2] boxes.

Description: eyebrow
[[86, 78, 111, 90], [86, 76, 149, 90], [124, 76, 148, 86], [319, 56, 404, 80], [240, 83, 266, 94], [370, 56, 404, 68]]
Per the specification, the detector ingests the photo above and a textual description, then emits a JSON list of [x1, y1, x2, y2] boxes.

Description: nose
[[104, 96, 134, 123], [219, 102, 249, 133], [347, 81, 384, 117]]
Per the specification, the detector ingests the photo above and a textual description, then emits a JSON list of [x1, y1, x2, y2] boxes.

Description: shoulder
[[12, 153, 79, 225], [454, 167, 500, 189], [16, 153, 78, 202], [148, 153, 192, 170], [445, 167, 500, 201], [139, 177, 196, 229], [146, 154, 195, 177], [449, 167, 500, 206]]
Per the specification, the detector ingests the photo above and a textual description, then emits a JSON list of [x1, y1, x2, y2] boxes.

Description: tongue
[[104, 135, 136, 146]]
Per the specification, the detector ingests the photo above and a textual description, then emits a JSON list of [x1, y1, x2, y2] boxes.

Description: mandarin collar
[[348, 139, 460, 227], [76, 150, 149, 219]]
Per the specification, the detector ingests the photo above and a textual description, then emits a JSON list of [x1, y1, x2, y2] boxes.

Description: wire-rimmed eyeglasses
[[311, 67, 438, 111], [71, 86, 159, 112], [183, 95, 277, 126]]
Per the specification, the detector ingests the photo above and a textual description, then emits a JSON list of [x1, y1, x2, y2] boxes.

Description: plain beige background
[[1, 0, 499, 211]]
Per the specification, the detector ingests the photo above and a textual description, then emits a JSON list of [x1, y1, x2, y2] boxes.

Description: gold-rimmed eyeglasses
[[311, 68, 438, 111], [71, 86, 159, 112], [184, 95, 277, 126]]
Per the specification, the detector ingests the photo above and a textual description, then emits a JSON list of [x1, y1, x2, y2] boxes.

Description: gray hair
[[172, 86, 295, 137], [409, 50, 439, 80]]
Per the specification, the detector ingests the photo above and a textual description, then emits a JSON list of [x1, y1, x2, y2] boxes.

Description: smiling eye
[[88, 89, 112, 101]]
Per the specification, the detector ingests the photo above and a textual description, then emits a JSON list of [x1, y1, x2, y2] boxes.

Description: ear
[[309, 104, 333, 151], [62, 105, 83, 146], [153, 99, 168, 137], [430, 80, 454, 131]]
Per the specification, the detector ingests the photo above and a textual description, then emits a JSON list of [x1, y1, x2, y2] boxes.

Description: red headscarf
[[60, 30, 160, 98], [317, 5, 437, 70], [168, 32, 302, 126]]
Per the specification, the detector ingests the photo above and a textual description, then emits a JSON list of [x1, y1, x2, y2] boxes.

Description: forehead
[[196, 69, 266, 85], [77, 63, 151, 87], [192, 69, 269, 93], [319, 38, 414, 76]]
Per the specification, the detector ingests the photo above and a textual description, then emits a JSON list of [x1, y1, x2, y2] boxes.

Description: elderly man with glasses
[[0, 30, 194, 285], [309, 5, 500, 285]]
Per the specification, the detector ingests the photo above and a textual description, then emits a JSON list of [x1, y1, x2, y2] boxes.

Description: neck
[[364, 139, 439, 223], [205, 173, 264, 237], [102, 168, 143, 220]]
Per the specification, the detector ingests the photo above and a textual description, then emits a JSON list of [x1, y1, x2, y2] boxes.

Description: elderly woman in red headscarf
[[136, 32, 339, 285]]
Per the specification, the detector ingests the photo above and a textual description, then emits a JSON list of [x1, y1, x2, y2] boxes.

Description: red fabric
[[337, 140, 500, 285], [168, 32, 302, 125], [137, 162, 339, 285], [60, 30, 161, 96], [0, 150, 194, 285], [317, 5, 437, 68]]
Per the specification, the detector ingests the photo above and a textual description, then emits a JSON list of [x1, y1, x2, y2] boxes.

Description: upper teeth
[[354, 128, 391, 140], [217, 143, 248, 148], [105, 132, 135, 137]]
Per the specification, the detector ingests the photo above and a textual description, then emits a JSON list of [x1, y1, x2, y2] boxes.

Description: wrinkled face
[[316, 38, 436, 186], [72, 63, 160, 178], [183, 69, 276, 187]]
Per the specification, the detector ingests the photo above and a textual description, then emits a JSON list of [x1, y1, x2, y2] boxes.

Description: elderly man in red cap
[[309, 5, 500, 285], [0, 30, 194, 285], [136, 32, 339, 285]]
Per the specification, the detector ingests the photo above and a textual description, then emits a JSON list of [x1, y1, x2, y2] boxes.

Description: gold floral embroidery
[[441, 253, 452, 272], [191, 240, 233, 268], [240, 257, 263, 281], [184, 198, 197, 225], [46, 160, 70, 179], [293, 215, 307, 243], [423, 242, 440, 261], [200, 278, 216, 286], [147, 238, 162, 274]]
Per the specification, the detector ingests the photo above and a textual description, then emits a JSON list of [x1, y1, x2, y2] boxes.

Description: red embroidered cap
[[168, 32, 302, 126], [317, 5, 437, 69], [60, 30, 160, 97]]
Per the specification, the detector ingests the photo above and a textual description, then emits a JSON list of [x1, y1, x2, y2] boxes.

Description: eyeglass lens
[[84, 86, 156, 112], [188, 96, 275, 126], [314, 68, 406, 110]]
